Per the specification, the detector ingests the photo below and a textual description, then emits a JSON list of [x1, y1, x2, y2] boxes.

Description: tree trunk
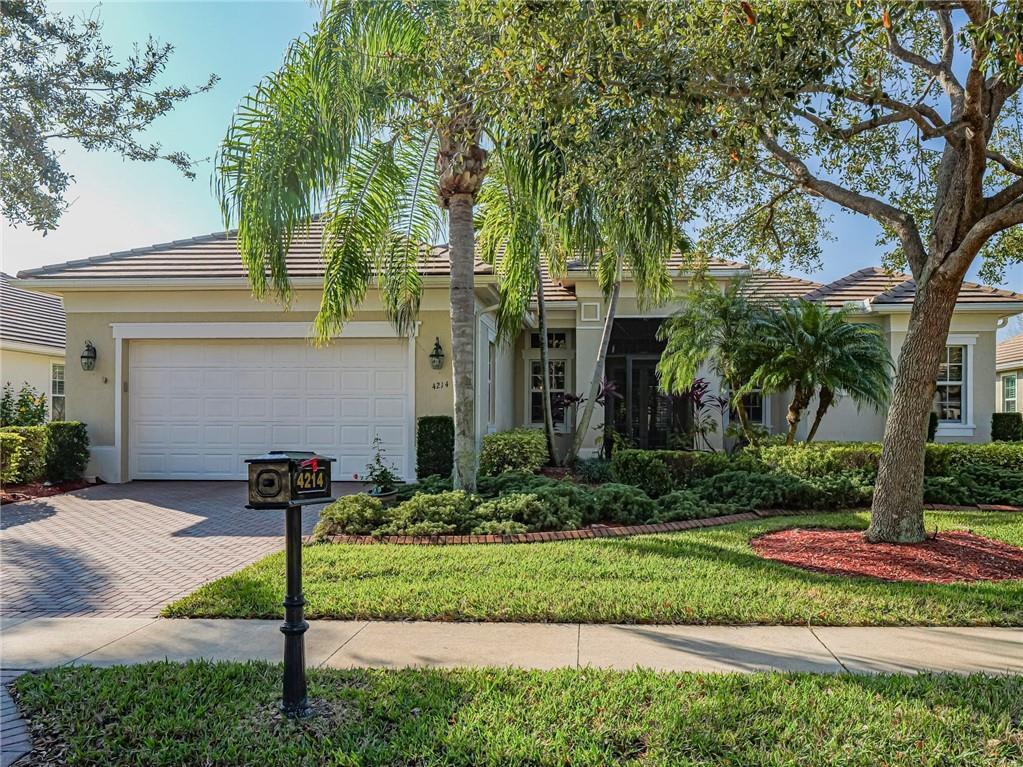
[[728, 383, 756, 445], [535, 266, 559, 466], [866, 275, 960, 543], [784, 385, 812, 446], [569, 278, 621, 463], [448, 193, 478, 492], [805, 386, 834, 443]]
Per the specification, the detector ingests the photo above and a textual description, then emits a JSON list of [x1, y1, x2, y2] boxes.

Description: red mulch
[[0, 478, 99, 505], [540, 466, 572, 480], [751, 528, 1023, 584]]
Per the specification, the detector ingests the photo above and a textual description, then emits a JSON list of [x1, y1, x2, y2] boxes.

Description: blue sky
[[3, 1, 1020, 321]]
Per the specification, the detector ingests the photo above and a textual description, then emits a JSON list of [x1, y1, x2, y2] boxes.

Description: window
[[739, 390, 764, 424], [934, 345, 966, 423], [530, 331, 569, 349], [488, 341, 497, 425], [1004, 373, 1018, 413], [531, 359, 566, 425], [50, 363, 65, 421]]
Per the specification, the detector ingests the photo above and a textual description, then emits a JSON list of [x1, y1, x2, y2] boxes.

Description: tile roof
[[997, 334, 1023, 370], [804, 266, 1023, 307], [744, 270, 823, 300], [0, 273, 66, 351]]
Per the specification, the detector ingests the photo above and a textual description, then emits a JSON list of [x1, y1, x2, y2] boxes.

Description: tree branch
[[984, 177, 1023, 216], [987, 150, 1023, 177], [947, 195, 1023, 274], [885, 14, 964, 105], [758, 130, 928, 276]]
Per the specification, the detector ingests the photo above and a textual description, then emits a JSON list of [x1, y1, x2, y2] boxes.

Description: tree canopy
[[0, 0, 217, 232]]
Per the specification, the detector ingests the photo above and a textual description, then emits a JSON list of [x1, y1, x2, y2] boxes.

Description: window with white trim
[[934, 345, 966, 423], [729, 389, 765, 424], [50, 363, 65, 421], [530, 359, 566, 425], [1003, 373, 1017, 413]]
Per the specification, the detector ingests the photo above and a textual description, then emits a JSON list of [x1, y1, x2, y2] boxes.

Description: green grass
[[12, 662, 1022, 766], [164, 511, 1023, 626]]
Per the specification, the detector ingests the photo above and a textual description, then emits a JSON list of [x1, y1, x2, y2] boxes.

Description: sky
[[1, 1, 1020, 334]]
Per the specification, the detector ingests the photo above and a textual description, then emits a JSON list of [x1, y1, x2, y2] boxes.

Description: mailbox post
[[246, 451, 335, 718]]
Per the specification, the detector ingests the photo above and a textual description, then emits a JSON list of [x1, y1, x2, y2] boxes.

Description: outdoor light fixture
[[429, 337, 445, 370], [80, 341, 97, 371]]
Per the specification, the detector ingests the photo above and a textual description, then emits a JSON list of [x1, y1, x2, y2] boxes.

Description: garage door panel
[[130, 338, 410, 480]]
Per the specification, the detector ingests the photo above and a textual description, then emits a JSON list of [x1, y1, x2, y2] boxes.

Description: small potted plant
[[358, 436, 401, 505]]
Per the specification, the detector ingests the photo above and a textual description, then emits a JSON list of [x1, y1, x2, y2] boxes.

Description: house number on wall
[[432, 381, 450, 390]]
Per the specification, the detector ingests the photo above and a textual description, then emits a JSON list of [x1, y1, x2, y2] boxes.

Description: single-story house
[[14, 222, 1023, 482], [1, 272, 66, 419], [996, 334, 1023, 413]]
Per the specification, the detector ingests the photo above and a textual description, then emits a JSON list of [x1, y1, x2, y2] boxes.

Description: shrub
[[44, 421, 89, 482], [416, 416, 454, 478], [479, 428, 548, 476], [590, 483, 656, 525], [950, 465, 1023, 506], [574, 457, 613, 484], [660, 450, 738, 483], [753, 443, 882, 478], [611, 449, 674, 498], [395, 474, 453, 502], [0, 425, 47, 483], [531, 482, 596, 526], [690, 470, 810, 512], [312, 494, 387, 539], [923, 442, 1023, 476], [471, 519, 529, 535], [992, 412, 1023, 442], [649, 489, 735, 523], [474, 491, 581, 533], [1, 432, 25, 484], [801, 471, 875, 509], [0, 382, 47, 427], [477, 471, 551, 498], [373, 490, 479, 536], [923, 476, 971, 506]]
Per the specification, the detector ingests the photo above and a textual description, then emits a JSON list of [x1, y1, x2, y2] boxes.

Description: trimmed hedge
[[0, 425, 46, 483], [753, 443, 882, 478], [479, 428, 548, 476], [45, 421, 90, 482], [992, 412, 1023, 442], [416, 416, 454, 479], [1, 432, 25, 484], [313, 494, 387, 539]]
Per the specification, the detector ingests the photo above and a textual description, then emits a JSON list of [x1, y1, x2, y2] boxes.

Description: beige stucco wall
[[0, 347, 64, 417]]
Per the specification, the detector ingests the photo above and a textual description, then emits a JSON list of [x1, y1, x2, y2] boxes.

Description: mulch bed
[[751, 528, 1023, 584], [0, 478, 99, 505]]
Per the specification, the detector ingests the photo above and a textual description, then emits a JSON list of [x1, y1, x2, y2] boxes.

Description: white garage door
[[129, 338, 410, 480]]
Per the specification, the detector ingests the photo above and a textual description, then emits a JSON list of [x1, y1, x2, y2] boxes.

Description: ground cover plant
[[12, 662, 1022, 767], [168, 511, 1023, 625]]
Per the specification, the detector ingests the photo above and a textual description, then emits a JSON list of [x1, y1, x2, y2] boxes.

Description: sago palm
[[746, 300, 892, 445], [217, 0, 493, 491]]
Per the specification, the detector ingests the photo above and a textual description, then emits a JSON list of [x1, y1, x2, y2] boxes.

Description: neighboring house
[[14, 224, 1023, 482], [996, 334, 1023, 414], [0, 272, 67, 420]]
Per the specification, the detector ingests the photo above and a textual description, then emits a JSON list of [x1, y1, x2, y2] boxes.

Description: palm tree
[[217, 1, 491, 491], [657, 278, 768, 444], [475, 140, 683, 465], [747, 300, 892, 445]]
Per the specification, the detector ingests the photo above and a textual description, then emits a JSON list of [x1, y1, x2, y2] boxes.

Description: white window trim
[[1002, 372, 1018, 413], [723, 389, 770, 429], [934, 334, 976, 438], [522, 337, 574, 432], [49, 361, 65, 422]]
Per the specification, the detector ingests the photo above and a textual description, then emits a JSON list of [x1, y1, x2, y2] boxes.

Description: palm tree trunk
[[866, 275, 959, 544], [569, 278, 620, 463], [805, 386, 834, 443], [535, 266, 559, 466], [784, 385, 812, 446], [448, 192, 478, 492]]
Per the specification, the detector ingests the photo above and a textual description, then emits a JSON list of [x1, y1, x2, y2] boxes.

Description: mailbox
[[246, 451, 335, 509]]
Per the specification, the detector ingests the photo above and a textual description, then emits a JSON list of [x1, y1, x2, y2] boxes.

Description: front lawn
[[165, 511, 1023, 625], [13, 662, 1023, 766]]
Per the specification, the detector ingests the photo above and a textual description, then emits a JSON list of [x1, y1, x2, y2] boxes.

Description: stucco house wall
[[0, 347, 64, 408]]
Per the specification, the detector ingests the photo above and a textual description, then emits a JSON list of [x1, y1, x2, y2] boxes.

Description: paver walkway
[[0, 481, 349, 618]]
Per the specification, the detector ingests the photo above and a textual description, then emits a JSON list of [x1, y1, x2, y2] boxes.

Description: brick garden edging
[[312, 502, 1023, 547]]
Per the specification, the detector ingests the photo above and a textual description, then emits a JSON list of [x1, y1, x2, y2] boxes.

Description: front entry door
[[606, 356, 690, 449]]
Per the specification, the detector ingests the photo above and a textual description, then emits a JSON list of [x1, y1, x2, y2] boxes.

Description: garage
[[128, 336, 411, 480]]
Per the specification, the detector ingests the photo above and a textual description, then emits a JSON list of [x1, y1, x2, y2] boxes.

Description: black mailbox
[[246, 451, 335, 509]]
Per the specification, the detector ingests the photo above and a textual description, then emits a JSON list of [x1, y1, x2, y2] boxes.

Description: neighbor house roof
[[997, 334, 1023, 371], [0, 272, 66, 352], [803, 266, 1022, 308], [744, 271, 823, 300]]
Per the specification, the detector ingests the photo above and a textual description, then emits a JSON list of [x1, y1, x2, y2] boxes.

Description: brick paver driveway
[[1, 481, 353, 618]]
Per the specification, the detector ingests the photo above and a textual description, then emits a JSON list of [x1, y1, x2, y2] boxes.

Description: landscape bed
[[165, 511, 1023, 625], [11, 662, 1022, 766]]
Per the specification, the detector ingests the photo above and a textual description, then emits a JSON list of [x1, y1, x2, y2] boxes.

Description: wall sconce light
[[81, 340, 97, 371], [429, 337, 445, 370]]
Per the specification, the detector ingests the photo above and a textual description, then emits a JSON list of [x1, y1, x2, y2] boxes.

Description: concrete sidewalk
[[3, 617, 1021, 675]]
